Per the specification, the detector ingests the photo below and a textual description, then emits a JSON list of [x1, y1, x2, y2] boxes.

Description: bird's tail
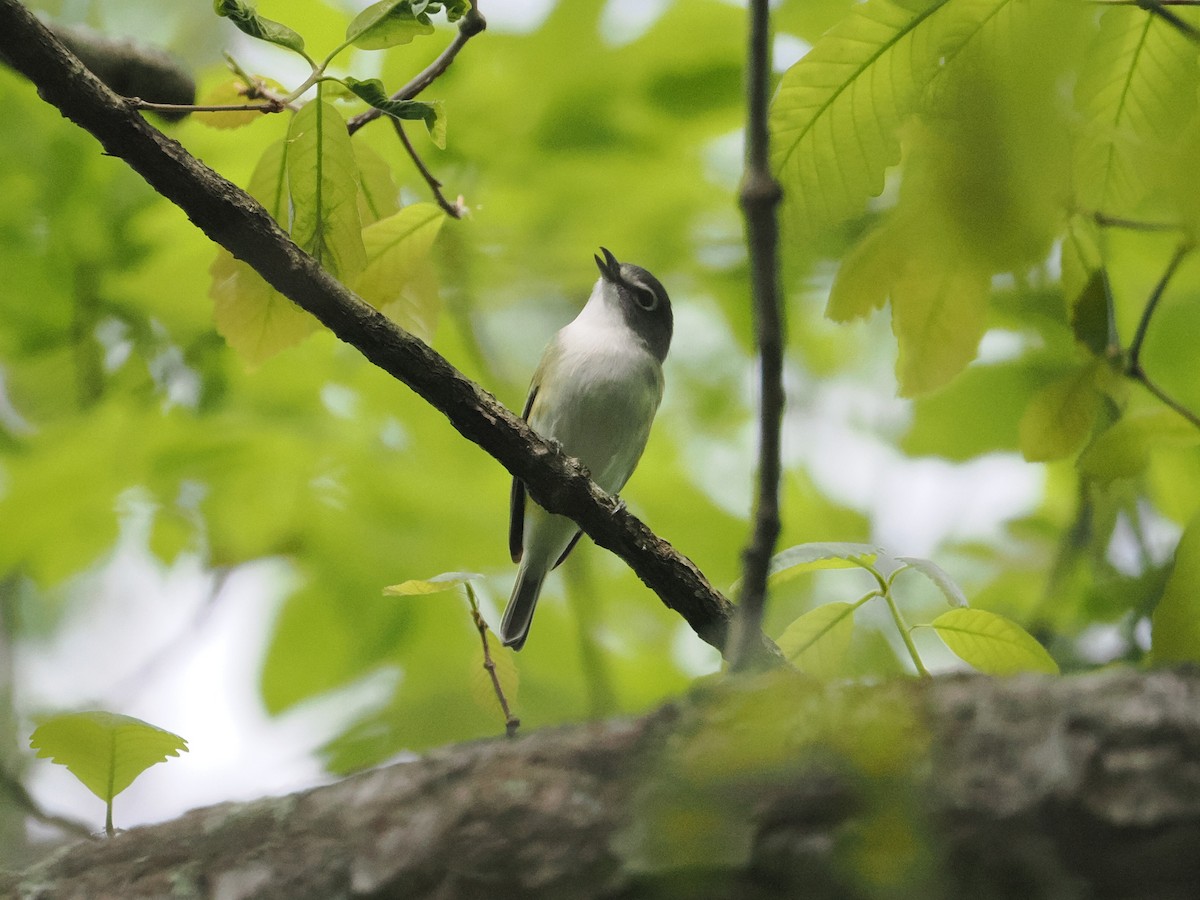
[[500, 564, 545, 651]]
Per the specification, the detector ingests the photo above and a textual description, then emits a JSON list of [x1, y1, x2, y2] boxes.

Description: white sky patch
[[773, 33, 811, 72], [601, 0, 671, 45]]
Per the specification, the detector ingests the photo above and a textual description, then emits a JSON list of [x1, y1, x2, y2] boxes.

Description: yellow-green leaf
[[1018, 367, 1102, 463], [30, 711, 188, 803], [1074, 9, 1200, 218], [210, 140, 318, 365], [1151, 511, 1200, 664], [1079, 410, 1200, 481], [287, 98, 367, 281], [354, 142, 400, 225], [776, 601, 857, 678], [347, 0, 436, 50], [891, 251, 990, 397], [210, 251, 318, 366], [931, 608, 1058, 675], [353, 203, 446, 341], [770, 0, 1009, 237], [827, 224, 900, 322], [383, 571, 482, 596]]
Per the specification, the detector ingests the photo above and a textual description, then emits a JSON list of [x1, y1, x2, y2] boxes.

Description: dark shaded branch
[[390, 117, 465, 218], [346, 2, 487, 136], [0, 0, 780, 668], [1125, 241, 1200, 431], [730, 0, 785, 672]]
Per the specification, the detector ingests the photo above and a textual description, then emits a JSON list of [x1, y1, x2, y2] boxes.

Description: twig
[[1137, 0, 1200, 42], [465, 585, 519, 737], [1092, 212, 1183, 232], [128, 98, 284, 115], [1124, 242, 1200, 430], [347, 2, 487, 136], [390, 117, 465, 218], [729, 0, 786, 673], [1, 763, 98, 841]]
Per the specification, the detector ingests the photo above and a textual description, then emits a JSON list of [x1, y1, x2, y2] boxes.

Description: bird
[[500, 247, 673, 651]]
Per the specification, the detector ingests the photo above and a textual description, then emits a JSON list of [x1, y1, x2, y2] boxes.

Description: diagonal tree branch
[[0, 0, 781, 668]]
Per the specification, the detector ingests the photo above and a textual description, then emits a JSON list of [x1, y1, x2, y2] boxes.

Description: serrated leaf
[[891, 250, 990, 397], [1074, 9, 1200, 217], [342, 78, 447, 148], [1151, 511, 1200, 663], [896, 556, 967, 608], [383, 571, 482, 596], [1078, 410, 1200, 481], [1018, 366, 1102, 463], [353, 203, 446, 341], [469, 643, 520, 713], [213, 0, 306, 54], [287, 98, 367, 281], [770, 0, 1008, 237], [347, 0, 436, 50], [210, 141, 319, 364], [931, 608, 1058, 674], [769, 542, 886, 578], [776, 601, 857, 677], [827, 224, 900, 322], [30, 712, 188, 803]]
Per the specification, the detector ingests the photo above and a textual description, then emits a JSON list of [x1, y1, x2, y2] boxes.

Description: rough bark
[[5, 669, 1200, 899]]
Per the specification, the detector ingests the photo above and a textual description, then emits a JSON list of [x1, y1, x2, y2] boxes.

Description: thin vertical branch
[[730, 0, 785, 673], [466, 585, 520, 737]]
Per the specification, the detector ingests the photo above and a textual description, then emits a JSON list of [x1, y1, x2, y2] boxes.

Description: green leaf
[[896, 556, 967, 608], [353, 203, 447, 341], [1018, 366, 1102, 463], [772, 542, 884, 574], [30, 711, 188, 804], [354, 142, 400, 225], [384, 571, 483, 596], [287, 98, 367, 281], [770, 0, 1007, 237], [1074, 9, 1200, 218], [213, 0, 306, 55], [890, 250, 990, 397], [1070, 270, 1112, 358], [341, 78, 447, 148], [776, 601, 857, 677], [1151, 511, 1200, 664], [930, 608, 1058, 675], [826, 224, 900, 322], [1078, 410, 1200, 481], [210, 141, 318, 365], [347, 0, 436, 50]]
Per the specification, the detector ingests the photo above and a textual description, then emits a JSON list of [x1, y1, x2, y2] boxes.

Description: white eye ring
[[630, 282, 658, 310]]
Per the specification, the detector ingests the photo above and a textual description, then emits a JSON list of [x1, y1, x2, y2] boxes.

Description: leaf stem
[[878, 571, 931, 676]]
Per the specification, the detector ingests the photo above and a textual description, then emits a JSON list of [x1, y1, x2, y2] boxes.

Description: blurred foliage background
[[2, 0, 1200, 863]]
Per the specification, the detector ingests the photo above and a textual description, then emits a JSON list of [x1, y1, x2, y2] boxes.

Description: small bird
[[501, 248, 673, 650]]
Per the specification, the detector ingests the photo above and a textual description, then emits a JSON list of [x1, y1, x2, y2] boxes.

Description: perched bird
[[501, 248, 673, 650]]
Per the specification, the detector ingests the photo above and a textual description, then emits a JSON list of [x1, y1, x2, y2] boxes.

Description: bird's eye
[[631, 283, 658, 310]]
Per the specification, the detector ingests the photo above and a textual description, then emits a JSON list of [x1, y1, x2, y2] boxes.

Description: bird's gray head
[[594, 247, 673, 363]]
